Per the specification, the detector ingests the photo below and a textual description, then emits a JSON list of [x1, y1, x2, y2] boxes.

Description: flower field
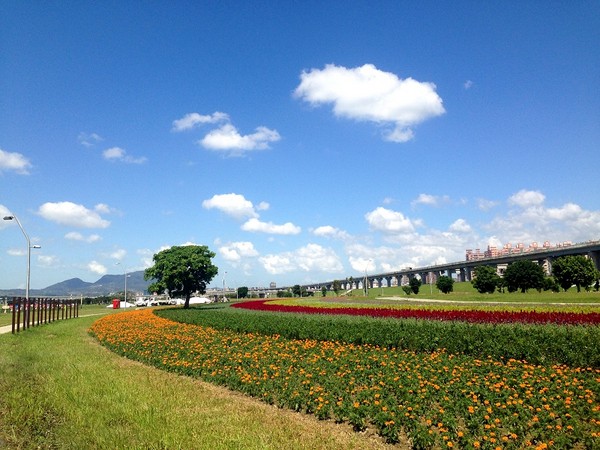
[[89, 306, 600, 449], [232, 299, 600, 325]]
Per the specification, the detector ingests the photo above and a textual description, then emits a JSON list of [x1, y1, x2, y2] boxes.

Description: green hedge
[[157, 306, 600, 368]]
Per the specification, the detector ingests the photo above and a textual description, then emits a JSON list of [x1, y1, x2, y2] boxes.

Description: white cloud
[[259, 254, 295, 275], [110, 249, 127, 260], [219, 241, 259, 263], [508, 189, 545, 208], [294, 63, 445, 142], [449, 218, 472, 233], [477, 198, 499, 211], [171, 112, 229, 132], [256, 201, 270, 211], [94, 203, 112, 214], [412, 193, 450, 207], [78, 132, 103, 147], [38, 202, 110, 228], [260, 244, 343, 275], [7, 248, 26, 256], [348, 256, 377, 274], [464, 80, 474, 90], [483, 190, 600, 245], [38, 255, 58, 267], [88, 260, 107, 275], [241, 218, 301, 235], [102, 147, 147, 164], [199, 124, 281, 156], [64, 231, 101, 243], [202, 193, 259, 220], [312, 225, 350, 240], [0, 148, 32, 174], [365, 207, 415, 233]]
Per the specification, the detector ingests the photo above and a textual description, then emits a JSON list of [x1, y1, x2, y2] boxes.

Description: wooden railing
[[8, 297, 79, 334]]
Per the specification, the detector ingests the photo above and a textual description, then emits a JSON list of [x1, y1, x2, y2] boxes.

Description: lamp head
[[3, 216, 14, 221]]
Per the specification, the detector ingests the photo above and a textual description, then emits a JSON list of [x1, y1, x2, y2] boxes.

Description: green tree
[[237, 286, 249, 298], [503, 260, 545, 293], [144, 245, 218, 309], [321, 286, 327, 297], [436, 275, 454, 294], [402, 285, 412, 296], [292, 284, 305, 297], [332, 279, 341, 295], [552, 255, 599, 292], [472, 265, 500, 294], [409, 277, 421, 295], [542, 277, 560, 293]]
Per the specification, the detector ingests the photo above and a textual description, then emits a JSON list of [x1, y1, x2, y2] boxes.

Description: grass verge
[[0, 313, 393, 450]]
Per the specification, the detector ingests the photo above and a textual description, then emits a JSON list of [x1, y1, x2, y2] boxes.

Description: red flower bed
[[232, 299, 600, 325]]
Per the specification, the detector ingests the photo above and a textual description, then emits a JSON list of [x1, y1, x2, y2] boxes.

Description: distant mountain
[[0, 271, 151, 298]]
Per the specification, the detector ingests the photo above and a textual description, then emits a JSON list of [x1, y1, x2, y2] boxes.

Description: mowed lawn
[[0, 310, 393, 450]]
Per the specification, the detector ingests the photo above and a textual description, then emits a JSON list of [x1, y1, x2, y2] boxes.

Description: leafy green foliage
[[332, 279, 342, 295], [552, 255, 599, 292], [409, 277, 421, 294], [237, 286, 249, 298], [144, 245, 218, 309], [435, 275, 454, 294], [503, 260, 545, 293], [472, 265, 501, 294]]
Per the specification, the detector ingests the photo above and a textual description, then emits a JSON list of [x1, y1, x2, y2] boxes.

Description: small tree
[[332, 279, 341, 295], [292, 284, 305, 297], [144, 245, 218, 309], [503, 260, 545, 293], [552, 255, 599, 293], [472, 266, 500, 294], [409, 277, 421, 295], [402, 285, 412, 296], [542, 277, 560, 293], [237, 286, 249, 298], [436, 275, 454, 294], [321, 286, 327, 297]]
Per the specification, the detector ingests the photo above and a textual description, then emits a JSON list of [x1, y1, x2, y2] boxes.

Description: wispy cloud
[[171, 112, 229, 132], [78, 132, 103, 147], [0, 148, 32, 174], [199, 124, 280, 156], [102, 147, 147, 164]]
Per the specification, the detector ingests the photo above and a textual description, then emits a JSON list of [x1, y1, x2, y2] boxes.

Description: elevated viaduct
[[300, 240, 600, 293]]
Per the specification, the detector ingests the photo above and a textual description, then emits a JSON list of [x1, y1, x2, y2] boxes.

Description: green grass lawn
[[0, 312, 393, 450]]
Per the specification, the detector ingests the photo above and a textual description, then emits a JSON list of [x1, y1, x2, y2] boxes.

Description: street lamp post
[[3, 215, 41, 320], [115, 262, 130, 307]]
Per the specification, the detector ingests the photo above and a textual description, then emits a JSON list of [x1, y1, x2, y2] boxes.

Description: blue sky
[[1, 1, 599, 291]]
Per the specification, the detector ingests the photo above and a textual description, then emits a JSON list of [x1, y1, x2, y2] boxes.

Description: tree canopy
[[409, 277, 421, 294], [332, 280, 342, 295], [144, 245, 218, 309], [552, 255, 599, 292], [436, 275, 454, 294], [503, 260, 545, 293], [472, 265, 501, 294]]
